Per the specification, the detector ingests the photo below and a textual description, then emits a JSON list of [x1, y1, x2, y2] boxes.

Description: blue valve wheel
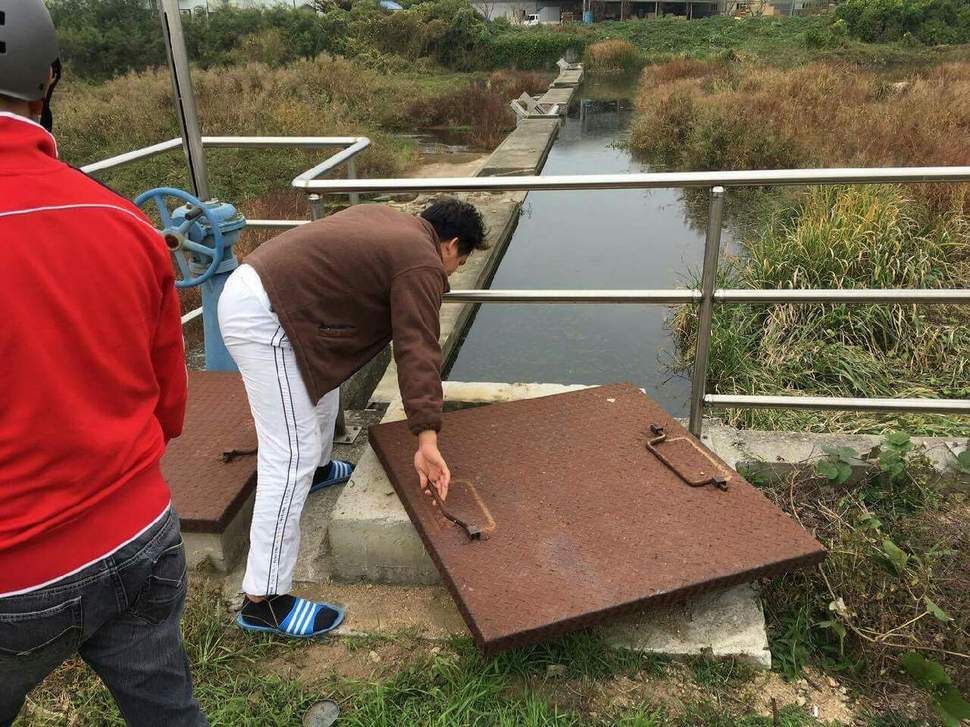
[[134, 187, 226, 289]]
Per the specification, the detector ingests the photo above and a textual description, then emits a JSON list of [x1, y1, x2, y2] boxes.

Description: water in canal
[[447, 76, 729, 416]]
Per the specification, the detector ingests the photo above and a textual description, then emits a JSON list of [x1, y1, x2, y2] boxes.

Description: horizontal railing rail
[[298, 168, 970, 435], [83, 132, 969, 436], [706, 394, 970, 415], [81, 135, 370, 215], [294, 165, 970, 193]]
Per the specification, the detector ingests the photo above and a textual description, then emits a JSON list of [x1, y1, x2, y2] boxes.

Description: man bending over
[[218, 198, 486, 637]]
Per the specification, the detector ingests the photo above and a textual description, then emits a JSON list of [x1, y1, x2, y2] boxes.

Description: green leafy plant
[[923, 596, 952, 624], [816, 444, 858, 485], [878, 432, 914, 482], [880, 538, 910, 575], [954, 446, 970, 475], [900, 653, 970, 727]]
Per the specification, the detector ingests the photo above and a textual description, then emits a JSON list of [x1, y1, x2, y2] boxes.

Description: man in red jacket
[[0, 2, 206, 725]]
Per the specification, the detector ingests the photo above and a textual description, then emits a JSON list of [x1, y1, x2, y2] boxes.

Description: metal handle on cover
[[425, 484, 483, 540], [646, 424, 728, 491]]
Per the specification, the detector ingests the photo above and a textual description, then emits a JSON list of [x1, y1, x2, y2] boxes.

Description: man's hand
[[414, 430, 450, 501]]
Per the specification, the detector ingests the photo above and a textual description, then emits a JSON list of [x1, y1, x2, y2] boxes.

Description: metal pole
[[347, 157, 360, 206], [158, 0, 210, 200], [688, 186, 725, 438], [307, 192, 325, 221]]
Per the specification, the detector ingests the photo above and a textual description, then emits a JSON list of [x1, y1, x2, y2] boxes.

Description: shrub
[[405, 70, 551, 148], [836, 0, 970, 45], [630, 58, 970, 212], [583, 39, 642, 73], [50, 0, 165, 80], [490, 28, 588, 70]]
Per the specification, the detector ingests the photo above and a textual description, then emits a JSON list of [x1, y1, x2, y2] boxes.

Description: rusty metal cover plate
[[160, 372, 257, 533], [369, 384, 825, 655]]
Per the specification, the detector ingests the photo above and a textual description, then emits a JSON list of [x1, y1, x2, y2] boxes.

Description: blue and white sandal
[[309, 459, 353, 494], [236, 597, 345, 638]]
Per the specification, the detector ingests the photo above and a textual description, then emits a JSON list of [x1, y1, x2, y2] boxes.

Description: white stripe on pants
[[217, 265, 340, 596]]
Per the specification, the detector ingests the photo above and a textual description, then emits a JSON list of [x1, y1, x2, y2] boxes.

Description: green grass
[[584, 15, 970, 68], [755, 438, 968, 693], [673, 185, 970, 436], [17, 587, 842, 727]]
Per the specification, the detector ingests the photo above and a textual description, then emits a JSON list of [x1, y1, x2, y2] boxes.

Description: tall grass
[[57, 56, 424, 202], [57, 57, 547, 202], [631, 59, 970, 211], [406, 70, 552, 148], [632, 57, 970, 434], [673, 186, 970, 434], [583, 39, 643, 74]]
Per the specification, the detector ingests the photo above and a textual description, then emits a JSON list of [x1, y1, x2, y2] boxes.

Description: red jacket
[[0, 112, 186, 597]]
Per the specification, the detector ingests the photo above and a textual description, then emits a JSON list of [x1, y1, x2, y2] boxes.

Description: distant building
[[177, 0, 316, 12], [475, 1, 578, 23], [475, 0, 808, 21]]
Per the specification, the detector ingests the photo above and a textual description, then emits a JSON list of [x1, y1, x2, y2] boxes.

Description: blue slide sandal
[[309, 459, 354, 494], [236, 597, 345, 638]]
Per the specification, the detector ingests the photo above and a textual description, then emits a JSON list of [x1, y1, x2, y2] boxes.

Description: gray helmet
[[0, 0, 60, 101]]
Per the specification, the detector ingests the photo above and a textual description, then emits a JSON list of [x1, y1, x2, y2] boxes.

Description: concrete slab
[[476, 118, 560, 177], [602, 584, 772, 669], [551, 69, 584, 88], [539, 87, 575, 108], [700, 420, 969, 491], [301, 579, 770, 670], [183, 493, 253, 573]]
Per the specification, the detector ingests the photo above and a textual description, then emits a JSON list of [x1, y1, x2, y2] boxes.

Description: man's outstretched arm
[[389, 266, 450, 499]]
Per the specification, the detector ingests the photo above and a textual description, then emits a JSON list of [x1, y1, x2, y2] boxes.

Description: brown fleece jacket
[[245, 205, 448, 434]]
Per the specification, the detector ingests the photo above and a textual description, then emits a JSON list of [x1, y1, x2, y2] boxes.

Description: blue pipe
[[200, 267, 238, 372]]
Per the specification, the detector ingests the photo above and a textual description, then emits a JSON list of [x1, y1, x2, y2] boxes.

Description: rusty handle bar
[[424, 484, 482, 541], [646, 425, 728, 491]]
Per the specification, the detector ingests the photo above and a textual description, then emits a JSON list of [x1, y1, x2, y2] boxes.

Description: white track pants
[[218, 265, 339, 596]]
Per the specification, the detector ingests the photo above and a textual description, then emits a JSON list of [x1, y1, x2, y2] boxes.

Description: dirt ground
[[412, 151, 489, 179], [260, 630, 858, 723]]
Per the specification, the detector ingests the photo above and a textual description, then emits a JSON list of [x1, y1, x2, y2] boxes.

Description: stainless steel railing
[[295, 167, 970, 435], [83, 135, 970, 436], [81, 134, 370, 223]]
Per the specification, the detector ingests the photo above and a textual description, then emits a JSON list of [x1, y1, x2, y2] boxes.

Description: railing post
[[347, 157, 360, 206], [688, 186, 726, 438], [158, 0, 210, 200]]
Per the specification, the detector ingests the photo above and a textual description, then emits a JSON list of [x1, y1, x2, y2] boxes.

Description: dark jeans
[[0, 509, 207, 727]]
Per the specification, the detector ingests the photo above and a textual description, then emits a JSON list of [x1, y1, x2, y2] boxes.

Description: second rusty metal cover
[[369, 384, 825, 655], [160, 372, 258, 533]]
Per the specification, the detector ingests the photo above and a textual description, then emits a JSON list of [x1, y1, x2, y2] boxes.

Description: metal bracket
[[333, 425, 362, 445], [646, 424, 728, 491], [221, 447, 257, 463]]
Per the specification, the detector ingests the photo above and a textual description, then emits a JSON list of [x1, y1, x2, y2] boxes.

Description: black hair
[[419, 197, 488, 256]]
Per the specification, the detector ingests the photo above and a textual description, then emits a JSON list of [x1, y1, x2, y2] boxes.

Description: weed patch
[[673, 185, 970, 435], [584, 39, 643, 74], [750, 436, 969, 722]]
